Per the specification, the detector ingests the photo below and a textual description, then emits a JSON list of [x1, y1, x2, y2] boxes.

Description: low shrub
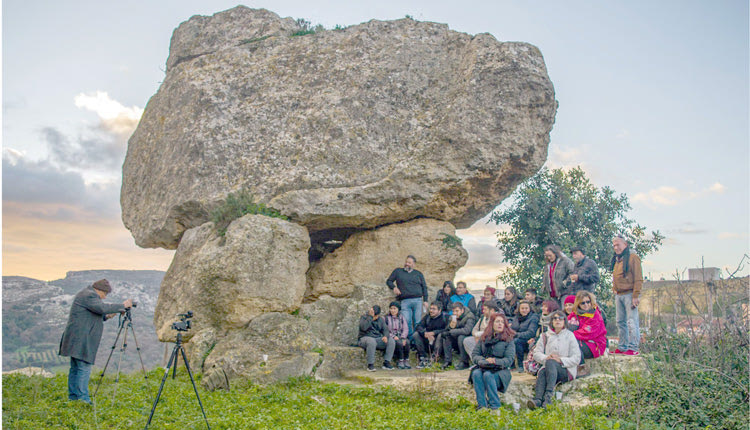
[[210, 190, 288, 236]]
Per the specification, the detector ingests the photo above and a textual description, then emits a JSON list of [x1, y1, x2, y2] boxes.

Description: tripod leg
[[93, 320, 125, 399], [145, 345, 178, 429], [128, 321, 149, 380], [172, 347, 179, 380], [112, 326, 129, 402], [179, 346, 211, 430]]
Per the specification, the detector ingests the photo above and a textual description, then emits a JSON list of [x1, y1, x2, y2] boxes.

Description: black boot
[[542, 391, 554, 408]]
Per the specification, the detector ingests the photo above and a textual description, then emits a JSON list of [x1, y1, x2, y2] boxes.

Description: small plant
[[210, 190, 288, 236], [440, 233, 463, 249], [332, 24, 346, 31], [291, 18, 325, 37]]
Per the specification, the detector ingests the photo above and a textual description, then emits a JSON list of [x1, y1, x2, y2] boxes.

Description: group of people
[[358, 235, 643, 410]]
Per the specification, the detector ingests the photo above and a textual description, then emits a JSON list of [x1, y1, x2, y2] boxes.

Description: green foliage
[[210, 190, 288, 236], [490, 167, 663, 303], [599, 326, 749, 429], [291, 18, 325, 37], [4, 370, 642, 429], [440, 233, 463, 249]]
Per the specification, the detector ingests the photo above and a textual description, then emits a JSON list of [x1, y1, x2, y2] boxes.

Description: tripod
[[145, 331, 210, 429], [93, 308, 148, 401]]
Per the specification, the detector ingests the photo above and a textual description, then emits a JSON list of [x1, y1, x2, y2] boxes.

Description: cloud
[[74, 91, 143, 136], [633, 182, 728, 208], [718, 232, 749, 240], [667, 222, 709, 235], [545, 145, 584, 171]]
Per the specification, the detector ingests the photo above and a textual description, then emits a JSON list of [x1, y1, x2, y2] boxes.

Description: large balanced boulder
[[154, 214, 310, 341], [306, 218, 467, 299], [121, 6, 557, 249]]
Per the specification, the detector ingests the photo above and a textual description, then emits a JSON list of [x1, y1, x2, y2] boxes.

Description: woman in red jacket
[[569, 290, 607, 375]]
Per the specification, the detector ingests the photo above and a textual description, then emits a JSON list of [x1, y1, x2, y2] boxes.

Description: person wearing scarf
[[610, 235, 643, 355], [527, 310, 581, 410], [450, 281, 477, 316], [511, 300, 539, 372], [500, 286, 520, 324], [436, 281, 456, 316], [563, 295, 579, 331], [570, 291, 607, 376], [469, 313, 516, 411]]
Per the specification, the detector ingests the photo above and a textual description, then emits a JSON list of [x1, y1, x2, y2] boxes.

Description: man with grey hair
[[59, 279, 132, 404], [610, 235, 643, 355]]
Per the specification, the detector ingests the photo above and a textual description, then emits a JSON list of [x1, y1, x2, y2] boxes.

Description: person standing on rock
[[611, 235, 643, 356], [386, 255, 428, 337], [358, 305, 396, 371], [565, 247, 600, 295], [59, 279, 132, 404], [541, 245, 575, 306]]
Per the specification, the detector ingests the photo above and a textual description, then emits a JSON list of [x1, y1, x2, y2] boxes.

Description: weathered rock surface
[[200, 312, 321, 390], [154, 214, 310, 341], [306, 218, 467, 299], [121, 6, 557, 249]]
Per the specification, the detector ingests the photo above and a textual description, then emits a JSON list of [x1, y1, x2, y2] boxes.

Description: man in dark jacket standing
[[357, 305, 396, 371], [386, 255, 428, 337], [541, 245, 575, 306], [59, 279, 131, 403], [567, 247, 600, 294]]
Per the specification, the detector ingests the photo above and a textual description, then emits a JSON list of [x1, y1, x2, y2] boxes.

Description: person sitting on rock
[[441, 302, 477, 370], [528, 300, 559, 350], [464, 300, 500, 367], [436, 281, 456, 316], [469, 313, 516, 411], [511, 300, 540, 372], [450, 281, 477, 316], [524, 288, 545, 314], [569, 291, 607, 377], [527, 310, 581, 410], [385, 301, 411, 369], [413, 302, 448, 368], [563, 295, 579, 331], [357, 305, 396, 371], [477, 286, 497, 317], [500, 286, 521, 324]]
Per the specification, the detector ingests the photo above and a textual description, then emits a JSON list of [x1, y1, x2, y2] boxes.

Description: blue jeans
[[68, 357, 93, 402], [471, 368, 502, 409], [615, 292, 640, 352], [400, 298, 423, 338]]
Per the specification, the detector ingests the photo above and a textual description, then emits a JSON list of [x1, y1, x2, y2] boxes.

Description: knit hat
[[484, 286, 496, 295], [372, 305, 381, 316], [92, 279, 112, 293], [564, 295, 576, 305], [389, 301, 401, 310]]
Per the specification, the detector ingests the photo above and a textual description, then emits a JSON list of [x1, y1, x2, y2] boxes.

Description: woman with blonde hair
[[570, 290, 608, 371]]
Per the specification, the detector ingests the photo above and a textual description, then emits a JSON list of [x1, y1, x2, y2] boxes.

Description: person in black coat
[[436, 281, 456, 316], [565, 247, 601, 295], [357, 305, 396, 371], [511, 301, 540, 371], [59, 279, 131, 403], [469, 313, 516, 410], [413, 302, 448, 368], [441, 302, 477, 369]]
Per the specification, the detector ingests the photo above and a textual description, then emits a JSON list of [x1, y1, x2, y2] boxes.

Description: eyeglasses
[[581, 300, 591, 305], [551, 316, 565, 321]]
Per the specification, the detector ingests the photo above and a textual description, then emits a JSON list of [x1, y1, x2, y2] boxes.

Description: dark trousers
[[534, 360, 570, 401], [394, 338, 410, 361], [456, 334, 471, 365], [442, 333, 466, 364], [413, 332, 440, 359], [514, 338, 531, 367], [578, 340, 594, 364]]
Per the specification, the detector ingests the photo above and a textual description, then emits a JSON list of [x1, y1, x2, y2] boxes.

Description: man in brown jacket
[[610, 235, 643, 355]]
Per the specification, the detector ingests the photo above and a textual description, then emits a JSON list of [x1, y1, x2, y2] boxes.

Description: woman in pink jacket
[[569, 291, 607, 370]]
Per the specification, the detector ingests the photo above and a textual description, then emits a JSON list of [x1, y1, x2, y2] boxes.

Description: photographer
[[59, 279, 132, 404]]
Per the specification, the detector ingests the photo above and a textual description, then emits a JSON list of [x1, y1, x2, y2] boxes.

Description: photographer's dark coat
[[59, 286, 125, 364]]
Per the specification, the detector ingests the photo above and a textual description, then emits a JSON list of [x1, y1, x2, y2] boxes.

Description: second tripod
[[92, 306, 148, 401]]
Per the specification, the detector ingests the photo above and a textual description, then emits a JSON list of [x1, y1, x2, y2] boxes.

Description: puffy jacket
[[572, 307, 608, 358], [532, 328, 581, 379], [416, 313, 448, 336], [511, 312, 540, 342], [446, 311, 477, 338], [358, 315, 389, 340]]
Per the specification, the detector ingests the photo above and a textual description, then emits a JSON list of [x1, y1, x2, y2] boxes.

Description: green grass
[[3, 370, 644, 429]]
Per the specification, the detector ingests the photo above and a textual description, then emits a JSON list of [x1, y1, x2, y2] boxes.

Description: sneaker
[[441, 362, 452, 370], [527, 399, 541, 410], [455, 362, 469, 370], [416, 359, 427, 369], [624, 350, 640, 356], [402, 361, 412, 369], [382, 361, 394, 370], [367, 364, 376, 372], [613, 348, 626, 354]]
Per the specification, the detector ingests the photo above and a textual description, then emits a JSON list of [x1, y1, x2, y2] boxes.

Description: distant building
[[688, 267, 721, 282]]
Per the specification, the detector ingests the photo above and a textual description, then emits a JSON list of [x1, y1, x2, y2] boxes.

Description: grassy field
[[2, 370, 646, 430]]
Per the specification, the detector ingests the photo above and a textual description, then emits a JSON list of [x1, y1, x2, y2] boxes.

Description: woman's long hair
[[504, 286, 519, 306], [440, 280, 456, 297], [542, 300, 559, 314], [480, 313, 516, 343], [573, 290, 598, 313]]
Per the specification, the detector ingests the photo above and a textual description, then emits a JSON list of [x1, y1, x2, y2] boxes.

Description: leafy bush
[[291, 18, 325, 37], [210, 190, 288, 236]]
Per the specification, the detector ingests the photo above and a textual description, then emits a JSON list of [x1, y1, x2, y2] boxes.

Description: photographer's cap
[[92, 279, 112, 293]]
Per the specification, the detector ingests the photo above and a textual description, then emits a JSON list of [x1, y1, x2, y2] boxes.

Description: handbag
[[524, 333, 546, 376]]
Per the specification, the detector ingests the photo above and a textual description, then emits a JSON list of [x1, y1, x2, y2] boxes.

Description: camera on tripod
[[171, 311, 194, 332]]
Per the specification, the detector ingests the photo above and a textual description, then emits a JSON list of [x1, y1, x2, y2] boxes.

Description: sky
[[2, 0, 748, 286]]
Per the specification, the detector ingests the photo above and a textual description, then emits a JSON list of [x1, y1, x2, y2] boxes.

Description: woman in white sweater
[[527, 310, 581, 409]]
